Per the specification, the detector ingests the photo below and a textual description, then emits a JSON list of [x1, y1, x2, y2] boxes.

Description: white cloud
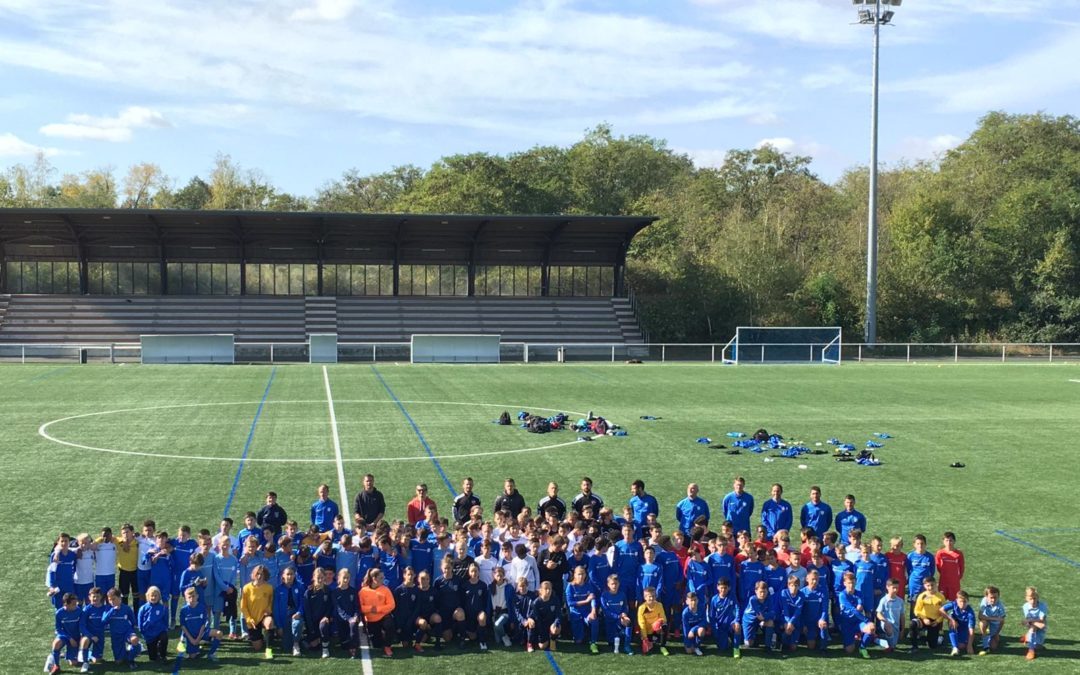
[[691, 0, 865, 48], [892, 27, 1080, 112], [680, 148, 729, 169], [39, 106, 169, 142], [756, 137, 796, 153], [0, 2, 757, 135], [897, 134, 963, 161], [746, 111, 781, 126], [290, 0, 360, 22], [756, 137, 827, 157], [0, 132, 61, 157], [801, 65, 858, 91]]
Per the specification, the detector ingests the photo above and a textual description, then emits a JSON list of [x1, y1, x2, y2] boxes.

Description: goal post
[[410, 334, 501, 364], [724, 327, 842, 365], [140, 334, 234, 364]]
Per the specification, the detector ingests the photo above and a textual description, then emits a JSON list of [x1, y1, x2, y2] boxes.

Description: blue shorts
[[75, 583, 94, 602], [137, 569, 152, 594], [839, 619, 872, 647], [94, 574, 116, 593], [84, 631, 105, 658]]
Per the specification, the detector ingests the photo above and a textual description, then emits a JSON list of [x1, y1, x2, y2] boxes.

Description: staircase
[[304, 296, 338, 336], [611, 297, 644, 343]]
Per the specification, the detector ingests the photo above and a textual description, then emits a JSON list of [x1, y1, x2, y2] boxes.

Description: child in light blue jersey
[[708, 577, 742, 658], [681, 592, 707, 655], [212, 537, 240, 637], [1021, 586, 1048, 661], [78, 587, 108, 669], [102, 588, 142, 666], [800, 568, 829, 651], [47, 593, 81, 673], [741, 581, 777, 651], [47, 533, 77, 610], [875, 578, 905, 651], [977, 585, 1006, 655], [599, 574, 634, 655], [178, 586, 222, 661], [178, 552, 210, 609]]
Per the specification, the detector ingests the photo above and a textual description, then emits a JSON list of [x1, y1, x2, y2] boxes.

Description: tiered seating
[[0, 295, 306, 343], [338, 296, 641, 343]]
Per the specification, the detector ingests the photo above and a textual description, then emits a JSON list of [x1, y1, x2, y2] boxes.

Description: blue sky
[[1, 0, 1078, 195]]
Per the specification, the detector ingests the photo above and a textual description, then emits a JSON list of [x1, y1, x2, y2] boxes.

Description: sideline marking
[[545, 650, 565, 675], [370, 364, 456, 497], [222, 368, 276, 518], [322, 366, 349, 509], [29, 366, 73, 383], [38, 400, 596, 463], [1069, 379, 1080, 383], [995, 530, 1080, 569]]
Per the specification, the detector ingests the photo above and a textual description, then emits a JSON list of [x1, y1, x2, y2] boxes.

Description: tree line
[[2, 113, 1077, 343]]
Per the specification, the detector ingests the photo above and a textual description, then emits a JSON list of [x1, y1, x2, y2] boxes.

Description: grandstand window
[[475, 265, 541, 296], [87, 262, 156, 295], [5, 261, 80, 293], [165, 263, 240, 295], [549, 266, 614, 297], [244, 263, 319, 295], [399, 265, 467, 296]]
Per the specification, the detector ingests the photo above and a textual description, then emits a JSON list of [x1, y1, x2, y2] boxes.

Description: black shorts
[[247, 625, 265, 644]]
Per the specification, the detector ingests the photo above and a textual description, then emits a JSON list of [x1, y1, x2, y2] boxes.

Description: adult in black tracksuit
[[493, 479, 527, 518], [452, 477, 481, 525]]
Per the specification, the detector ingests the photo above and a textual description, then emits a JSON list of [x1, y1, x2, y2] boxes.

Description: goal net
[[411, 334, 501, 363], [722, 327, 841, 365]]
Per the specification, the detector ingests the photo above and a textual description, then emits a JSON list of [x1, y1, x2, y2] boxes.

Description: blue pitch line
[[370, 364, 456, 498], [995, 530, 1080, 569], [1002, 527, 1080, 534], [222, 367, 277, 519], [577, 366, 611, 383], [28, 365, 73, 383], [544, 650, 565, 675]]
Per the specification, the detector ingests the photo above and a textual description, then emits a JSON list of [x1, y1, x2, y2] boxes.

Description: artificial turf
[[2, 361, 1078, 674]]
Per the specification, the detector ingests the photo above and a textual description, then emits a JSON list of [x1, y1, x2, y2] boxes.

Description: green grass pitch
[[2, 362, 1078, 674]]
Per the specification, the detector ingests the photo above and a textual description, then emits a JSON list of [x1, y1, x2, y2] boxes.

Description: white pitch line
[[323, 367, 374, 675], [1070, 379, 1080, 383]]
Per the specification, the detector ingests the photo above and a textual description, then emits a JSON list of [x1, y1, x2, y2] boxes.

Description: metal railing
[[2, 341, 1079, 364]]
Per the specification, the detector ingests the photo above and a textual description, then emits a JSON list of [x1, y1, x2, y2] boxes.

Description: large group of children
[[44, 474, 1050, 671]]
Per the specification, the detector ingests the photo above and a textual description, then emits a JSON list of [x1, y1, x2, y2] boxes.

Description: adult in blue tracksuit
[[760, 483, 793, 539], [741, 581, 777, 650], [800, 486, 833, 539], [303, 571, 334, 654], [628, 480, 659, 527], [778, 577, 804, 650], [565, 567, 599, 647], [674, 483, 710, 536], [311, 484, 340, 533], [800, 569, 830, 650], [708, 579, 742, 653], [834, 495, 867, 544], [273, 567, 305, 654], [102, 590, 142, 664], [600, 576, 634, 654], [722, 477, 754, 537]]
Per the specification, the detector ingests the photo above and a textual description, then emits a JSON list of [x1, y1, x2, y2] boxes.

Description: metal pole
[[864, 0, 881, 345]]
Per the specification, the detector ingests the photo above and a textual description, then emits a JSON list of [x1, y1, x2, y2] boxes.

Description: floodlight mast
[[854, 0, 900, 344]]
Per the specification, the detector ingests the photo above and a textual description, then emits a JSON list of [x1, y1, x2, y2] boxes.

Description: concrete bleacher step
[[304, 296, 338, 335], [0, 294, 9, 331]]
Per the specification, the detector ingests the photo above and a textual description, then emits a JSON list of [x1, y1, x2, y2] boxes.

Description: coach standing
[[354, 473, 386, 526]]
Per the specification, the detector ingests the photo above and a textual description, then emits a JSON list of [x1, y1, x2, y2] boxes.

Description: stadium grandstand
[[0, 209, 653, 348]]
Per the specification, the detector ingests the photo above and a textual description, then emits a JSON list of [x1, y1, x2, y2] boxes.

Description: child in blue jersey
[[273, 566, 305, 656], [870, 536, 889, 608], [838, 571, 876, 659], [708, 577, 742, 658], [977, 585, 1006, 655], [655, 535, 683, 622], [314, 539, 335, 574], [741, 581, 777, 651], [143, 532, 173, 611], [762, 549, 788, 598], [458, 563, 490, 651], [800, 568, 829, 651], [102, 588, 142, 667], [829, 542, 854, 625], [707, 536, 737, 598], [397, 566, 428, 651], [237, 513, 264, 549], [1021, 586, 1048, 661], [528, 580, 562, 652], [681, 592, 707, 655], [332, 568, 361, 657], [612, 523, 643, 611], [77, 587, 108, 670], [260, 540, 284, 590], [875, 577, 905, 652], [942, 589, 977, 656], [178, 586, 222, 661], [511, 575, 536, 648], [490, 566, 516, 648], [637, 546, 663, 603], [433, 556, 465, 649], [377, 536, 402, 590], [906, 534, 935, 616], [565, 566, 600, 653], [46, 593, 81, 673], [178, 552, 210, 610], [294, 546, 315, 587], [409, 528, 435, 578], [588, 537, 613, 596], [599, 574, 634, 655], [333, 534, 359, 589], [170, 526, 197, 625], [303, 568, 335, 658], [854, 544, 877, 615], [778, 575, 804, 652], [684, 545, 713, 601], [47, 533, 77, 610], [211, 538, 240, 638], [138, 586, 170, 661], [432, 533, 454, 581], [738, 548, 766, 606]]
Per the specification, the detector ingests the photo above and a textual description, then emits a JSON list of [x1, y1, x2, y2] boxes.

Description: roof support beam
[[60, 215, 87, 295], [468, 219, 489, 297], [540, 221, 569, 297]]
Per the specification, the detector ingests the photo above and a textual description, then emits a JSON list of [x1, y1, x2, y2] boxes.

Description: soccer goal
[[721, 327, 842, 365], [410, 334, 501, 363]]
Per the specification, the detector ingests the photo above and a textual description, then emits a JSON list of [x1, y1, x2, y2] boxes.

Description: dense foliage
[[3, 114, 1077, 342]]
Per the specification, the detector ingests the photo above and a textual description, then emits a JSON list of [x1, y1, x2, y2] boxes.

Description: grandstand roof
[[0, 209, 656, 266]]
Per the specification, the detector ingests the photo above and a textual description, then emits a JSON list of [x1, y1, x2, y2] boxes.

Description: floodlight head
[[858, 8, 875, 23], [881, 9, 895, 22], [851, 0, 865, 4], [885, 0, 903, 6]]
